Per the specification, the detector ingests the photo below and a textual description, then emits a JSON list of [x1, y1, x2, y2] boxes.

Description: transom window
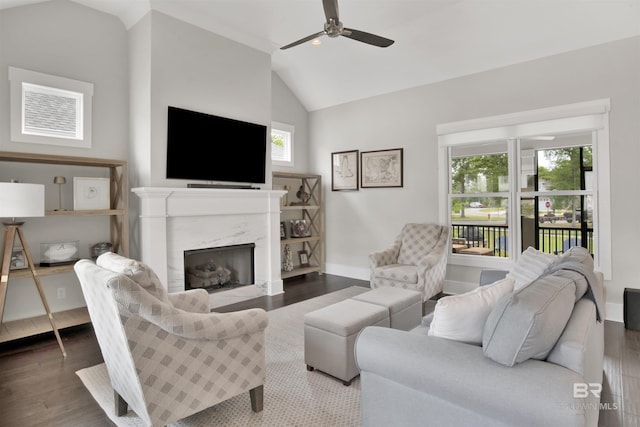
[[9, 66, 93, 148], [438, 100, 611, 279], [271, 121, 294, 167]]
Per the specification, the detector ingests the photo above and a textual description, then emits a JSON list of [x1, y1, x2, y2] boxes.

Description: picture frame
[[10, 248, 27, 270], [280, 221, 287, 239], [331, 150, 359, 191], [73, 177, 110, 210], [298, 250, 310, 267], [361, 148, 404, 188]]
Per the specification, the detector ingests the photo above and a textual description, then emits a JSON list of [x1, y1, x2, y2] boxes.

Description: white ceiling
[[4, 0, 640, 111]]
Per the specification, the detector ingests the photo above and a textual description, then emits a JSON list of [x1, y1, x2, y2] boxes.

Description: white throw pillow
[[428, 277, 515, 345], [507, 246, 558, 290]]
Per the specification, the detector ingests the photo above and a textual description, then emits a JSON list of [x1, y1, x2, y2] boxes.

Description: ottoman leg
[[307, 365, 314, 371], [342, 379, 352, 386]]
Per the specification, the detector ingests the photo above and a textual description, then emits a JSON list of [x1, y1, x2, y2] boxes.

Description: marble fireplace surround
[[132, 187, 285, 295]]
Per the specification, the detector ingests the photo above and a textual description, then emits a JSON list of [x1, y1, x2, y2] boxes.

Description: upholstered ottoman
[[304, 298, 389, 385], [352, 287, 422, 331]]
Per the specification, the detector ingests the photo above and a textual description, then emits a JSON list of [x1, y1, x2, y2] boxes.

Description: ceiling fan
[[280, 0, 394, 50]]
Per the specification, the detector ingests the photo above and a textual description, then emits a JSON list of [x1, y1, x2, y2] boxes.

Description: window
[[271, 121, 294, 167], [438, 100, 611, 279], [9, 67, 93, 148]]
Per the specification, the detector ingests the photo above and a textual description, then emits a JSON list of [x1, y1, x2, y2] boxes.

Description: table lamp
[[53, 176, 66, 211], [0, 181, 66, 357]]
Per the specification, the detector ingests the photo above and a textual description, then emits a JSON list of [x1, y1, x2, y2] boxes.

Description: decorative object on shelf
[[361, 148, 404, 188], [10, 245, 27, 270], [290, 219, 311, 238], [90, 241, 112, 259], [293, 185, 311, 205], [280, 222, 287, 239], [53, 176, 66, 211], [0, 181, 66, 357], [283, 244, 294, 272], [331, 150, 359, 191], [40, 241, 79, 267], [299, 250, 310, 267], [73, 177, 110, 210]]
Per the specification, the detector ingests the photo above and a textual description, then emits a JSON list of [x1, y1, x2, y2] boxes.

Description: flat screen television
[[166, 106, 267, 185]]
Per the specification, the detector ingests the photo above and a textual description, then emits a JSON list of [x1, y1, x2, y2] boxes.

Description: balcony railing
[[452, 223, 593, 257]]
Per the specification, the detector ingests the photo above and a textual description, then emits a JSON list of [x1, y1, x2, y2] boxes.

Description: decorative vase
[[283, 244, 294, 272]]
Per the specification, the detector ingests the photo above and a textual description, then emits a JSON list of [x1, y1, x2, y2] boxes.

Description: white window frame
[[9, 67, 93, 148], [271, 121, 294, 167], [437, 99, 612, 279]]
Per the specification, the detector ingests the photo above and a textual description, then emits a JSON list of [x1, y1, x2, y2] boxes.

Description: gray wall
[[311, 36, 640, 312], [271, 72, 310, 173], [127, 11, 272, 258], [0, 0, 129, 320]]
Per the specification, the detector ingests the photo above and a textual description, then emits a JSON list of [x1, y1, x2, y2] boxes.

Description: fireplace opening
[[184, 243, 255, 293]]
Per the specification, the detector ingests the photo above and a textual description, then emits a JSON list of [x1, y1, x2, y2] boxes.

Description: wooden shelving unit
[[0, 151, 128, 344], [273, 172, 323, 279]]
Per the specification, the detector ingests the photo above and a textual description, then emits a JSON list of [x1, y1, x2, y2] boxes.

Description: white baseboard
[[324, 263, 370, 281], [606, 302, 623, 323]]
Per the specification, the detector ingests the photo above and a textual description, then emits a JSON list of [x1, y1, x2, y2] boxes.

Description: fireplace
[[184, 243, 255, 293], [132, 187, 286, 295]]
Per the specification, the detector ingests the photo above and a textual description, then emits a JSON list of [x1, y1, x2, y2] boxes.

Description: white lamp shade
[[0, 182, 45, 218]]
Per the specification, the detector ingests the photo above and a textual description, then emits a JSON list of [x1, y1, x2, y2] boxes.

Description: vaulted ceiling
[[4, 0, 640, 111]]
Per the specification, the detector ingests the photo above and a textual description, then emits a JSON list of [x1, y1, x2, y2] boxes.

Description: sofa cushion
[[506, 246, 557, 290], [428, 277, 514, 345], [482, 273, 576, 366], [96, 252, 170, 304]]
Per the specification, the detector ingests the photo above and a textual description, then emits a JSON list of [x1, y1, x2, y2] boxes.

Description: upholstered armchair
[[74, 253, 268, 427], [369, 223, 451, 302]]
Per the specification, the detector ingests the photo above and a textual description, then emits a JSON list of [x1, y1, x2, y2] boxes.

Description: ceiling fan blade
[[342, 28, 394, 48], [280, 31, 326, 50], [323, 0, 339, 23]]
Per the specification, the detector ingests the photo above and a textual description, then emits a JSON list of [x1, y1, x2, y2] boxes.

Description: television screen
[[166, 106, 267, 184]]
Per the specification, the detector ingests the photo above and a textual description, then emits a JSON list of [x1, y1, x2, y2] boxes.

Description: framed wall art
[[10, 247, 27, 270], [361, 148, 403, 188], [73, 177, 110, 210], [331, 150, 359, 191]]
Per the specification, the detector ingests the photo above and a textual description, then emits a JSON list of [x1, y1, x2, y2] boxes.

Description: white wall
[[311, 36, 640, 315], [271, 72, 309, 173], [0, 0, 129, 320]]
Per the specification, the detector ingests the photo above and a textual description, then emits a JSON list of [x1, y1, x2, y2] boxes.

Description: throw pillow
[[96, 252, 170, 304], [482, 273, 576, 367], [506, 246, 558, 290], [428, 277, 515, 345]]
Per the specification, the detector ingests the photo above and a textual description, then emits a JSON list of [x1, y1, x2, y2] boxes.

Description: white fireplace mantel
[[133, 187, 286, 295]]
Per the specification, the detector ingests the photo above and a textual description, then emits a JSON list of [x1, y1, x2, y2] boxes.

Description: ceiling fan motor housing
[[324, 19, 343, 38]]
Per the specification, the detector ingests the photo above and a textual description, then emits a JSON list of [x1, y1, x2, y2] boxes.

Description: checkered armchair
[[74, 253, 268, 427], [369, 223, 451, 302]]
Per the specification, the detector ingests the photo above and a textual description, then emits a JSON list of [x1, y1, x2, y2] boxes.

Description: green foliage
[[271, 134, 284, 147], [451, 154, 508, 194], [539, 147, 591, 210]]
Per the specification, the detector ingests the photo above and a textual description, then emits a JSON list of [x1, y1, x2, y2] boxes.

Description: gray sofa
[[355, 257, 604, 426]]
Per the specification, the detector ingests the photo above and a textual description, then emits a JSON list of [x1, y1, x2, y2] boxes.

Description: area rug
[[77, 286, 369, 426]]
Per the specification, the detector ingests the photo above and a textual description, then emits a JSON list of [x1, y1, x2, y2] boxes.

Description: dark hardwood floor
[[0, 273, 638, 427]]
